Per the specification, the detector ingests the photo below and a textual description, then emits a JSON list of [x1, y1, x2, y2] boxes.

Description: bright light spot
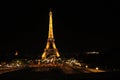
[[15, 51, 18, 56], [85, 65, 88, 68], [16, 64, 20, 67], [96, 67, 99, 70]]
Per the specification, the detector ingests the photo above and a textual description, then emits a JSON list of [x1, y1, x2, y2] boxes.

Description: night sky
[[0, 1, 120, 59]]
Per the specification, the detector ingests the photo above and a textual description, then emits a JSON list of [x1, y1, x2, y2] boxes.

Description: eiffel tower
[[42, 9, 60, 59]]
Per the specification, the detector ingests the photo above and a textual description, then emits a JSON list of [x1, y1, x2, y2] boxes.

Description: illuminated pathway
[[0, 67, 24, 74], [0, 63, 119, 80], [29, 63, 106, 74], [85, 68, 105, 72], [60, 63, 106, 74], [72, 65, 105, 73]]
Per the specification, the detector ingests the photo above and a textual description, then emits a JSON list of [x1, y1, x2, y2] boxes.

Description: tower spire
[[48, 8, 54, 39]]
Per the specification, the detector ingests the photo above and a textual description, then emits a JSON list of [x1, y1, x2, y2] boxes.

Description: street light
[[96, 67, 99, 70], [85, 65, 88, 68]]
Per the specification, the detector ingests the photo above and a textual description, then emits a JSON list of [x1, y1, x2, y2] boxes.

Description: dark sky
[[0, 0, 120, 58]]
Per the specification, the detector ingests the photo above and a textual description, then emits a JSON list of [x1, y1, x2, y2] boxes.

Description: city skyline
[[0, 1, 120, 58], [0, 1, 120, 80]]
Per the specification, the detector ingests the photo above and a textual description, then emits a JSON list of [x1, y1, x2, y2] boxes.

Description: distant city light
[[15, 51, 18, 56], [86, 51, 99, 54]]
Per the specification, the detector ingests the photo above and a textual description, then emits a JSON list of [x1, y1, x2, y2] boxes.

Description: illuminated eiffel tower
[[42, 9, 60, 59]]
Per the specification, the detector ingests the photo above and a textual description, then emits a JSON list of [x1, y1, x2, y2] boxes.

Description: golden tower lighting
[[41, 9, 60, 59]]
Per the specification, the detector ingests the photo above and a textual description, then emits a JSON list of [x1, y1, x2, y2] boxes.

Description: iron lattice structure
[[42, 9, 60, 59]]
